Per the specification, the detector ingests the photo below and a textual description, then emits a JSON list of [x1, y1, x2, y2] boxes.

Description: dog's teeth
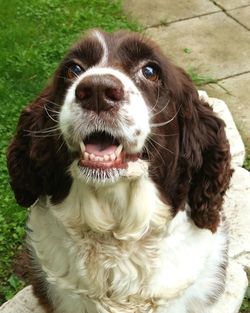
[[110, 153, 116, 161], [104, 155, 110, 161], [84, 152, 90, 160], [82, 149, 121, 163], [80, 141, 85, 154], [115, 144, 123, 157]]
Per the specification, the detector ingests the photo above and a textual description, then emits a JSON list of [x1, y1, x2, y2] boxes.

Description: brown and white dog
[[7, 30, 232, 313]]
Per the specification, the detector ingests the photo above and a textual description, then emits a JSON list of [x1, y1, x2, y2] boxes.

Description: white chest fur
[[27, 176, 227, 313]]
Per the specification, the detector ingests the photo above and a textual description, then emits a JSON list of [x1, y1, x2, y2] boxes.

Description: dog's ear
[[7, 83, 71, 208], [176, 68, 232, 232]]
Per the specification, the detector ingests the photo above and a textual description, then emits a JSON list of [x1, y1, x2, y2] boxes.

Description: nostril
[[105, 87, 124, 102], [75, 85, 92, 101]]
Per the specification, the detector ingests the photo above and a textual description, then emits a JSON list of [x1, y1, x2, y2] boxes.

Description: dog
[[7, 30, 232, 313]]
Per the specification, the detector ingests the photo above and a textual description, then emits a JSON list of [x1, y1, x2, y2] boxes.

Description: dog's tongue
[[85, 144, 117, 156]]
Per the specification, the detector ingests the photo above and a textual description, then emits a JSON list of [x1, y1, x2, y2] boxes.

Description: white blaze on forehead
[[93, 30, 109, 66]]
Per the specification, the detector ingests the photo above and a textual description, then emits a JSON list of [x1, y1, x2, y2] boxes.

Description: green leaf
[[183, 47, 192, 54], [8, 275, 21, 290]]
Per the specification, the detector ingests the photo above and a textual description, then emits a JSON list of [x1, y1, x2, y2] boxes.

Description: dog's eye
[[66, 64, 84, 79], [142, 65, 159, 82]]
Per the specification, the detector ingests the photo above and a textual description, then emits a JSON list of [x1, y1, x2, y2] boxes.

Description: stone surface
[[0, 286, 44, 313], [209, 261, 248, 313], [202, 73, 250, 153], [214, 0, 250, 10], [146, 12, 250, 80], [224, 166, 250, 272], [229, 5, 250, 30], [123, 0, 219, 27], [1, 94, 249, 312]]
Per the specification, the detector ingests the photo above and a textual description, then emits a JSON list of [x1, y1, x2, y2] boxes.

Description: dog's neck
[[45, 173, 171, 242]]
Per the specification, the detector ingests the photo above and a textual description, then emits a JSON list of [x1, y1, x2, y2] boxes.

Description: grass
[[187, 66, 218, 86], [244, 156, 250, 171], [0, 0, 139, 304]]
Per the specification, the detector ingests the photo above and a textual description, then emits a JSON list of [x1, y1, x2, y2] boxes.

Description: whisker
[[24, 126, 60, 138], [150, 132, 179, 137], [143, 144, 154, 162], [24, 126, 60, 136], [150, 99, 170, 118], [43, 106, 60, 115], [148, 136, 174, 155], [149, 82, 161, 114], [44, 104, 58, 123], [37, 96, 61, 107], [56, 138, 66, 154], [24, 133, 59, 138], [146, 139, 166, 164], [150, 105, 182, 128]]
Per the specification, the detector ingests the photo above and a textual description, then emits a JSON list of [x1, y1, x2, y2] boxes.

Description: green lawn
[[0, 0, 139, 303]]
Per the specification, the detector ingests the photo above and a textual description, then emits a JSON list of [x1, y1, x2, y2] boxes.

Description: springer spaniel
[[7, 30, 232, 313]]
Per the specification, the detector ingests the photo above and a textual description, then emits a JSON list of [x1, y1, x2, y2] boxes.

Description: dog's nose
[[75, 74, 124, 113]]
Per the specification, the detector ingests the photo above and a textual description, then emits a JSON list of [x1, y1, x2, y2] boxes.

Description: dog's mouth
[[78, 131, 139, 171]]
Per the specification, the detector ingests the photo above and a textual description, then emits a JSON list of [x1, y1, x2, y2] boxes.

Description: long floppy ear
[[7, 84, 72, 208], [175, 68, 232, 232]]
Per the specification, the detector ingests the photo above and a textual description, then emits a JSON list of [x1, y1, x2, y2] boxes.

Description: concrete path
[[124, 0, 250, 153]]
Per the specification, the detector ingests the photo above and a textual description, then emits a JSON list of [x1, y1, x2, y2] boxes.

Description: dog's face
[[7, 30, 232, 232], [58, 30, 177, 184]]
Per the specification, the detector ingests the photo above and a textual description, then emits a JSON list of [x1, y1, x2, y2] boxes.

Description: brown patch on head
[[64, 35, 104, 68], [134, 129, 141, 137]]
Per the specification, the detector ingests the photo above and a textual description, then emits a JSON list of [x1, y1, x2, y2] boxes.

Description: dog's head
[[7, 30, 232, 232]]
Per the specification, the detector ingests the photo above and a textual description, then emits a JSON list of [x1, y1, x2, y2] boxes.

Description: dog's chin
[[70, 157, 148, 186], [77, 165, 126, 185]]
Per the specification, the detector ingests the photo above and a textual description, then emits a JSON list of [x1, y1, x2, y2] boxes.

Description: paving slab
[[145, 12, 250, 80], [225, 166, 250, 272], [0, 286, 44, 313], [123, 0, 220, 27], [214, 0, 250, 10], [210, 261, 248, 313], [229, 5, 250, 30], [202, 73, 250, 153]]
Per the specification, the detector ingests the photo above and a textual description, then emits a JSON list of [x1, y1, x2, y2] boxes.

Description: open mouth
[[78, 131, 139, 171]]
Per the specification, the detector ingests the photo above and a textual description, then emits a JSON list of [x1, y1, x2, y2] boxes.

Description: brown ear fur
[[7, 85, 72, 208], [176, 68, 232, 232], [149, 62, 232, 232]]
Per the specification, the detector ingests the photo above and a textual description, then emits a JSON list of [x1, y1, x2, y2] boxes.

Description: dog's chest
[[27, 186, 225, 313], [28, 204, 164, 313], [73, 232, 161, 298]]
